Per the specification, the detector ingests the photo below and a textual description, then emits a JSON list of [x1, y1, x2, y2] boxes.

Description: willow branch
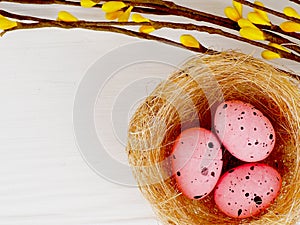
[[0, 1, 299, 66], [2, 0, 298, 41], [235, 0, 300, 24], [0, 0, 239, 30], [263, 30, 300, 53], [1, 20, 215, 55], [0, 6, 299, 61], [151, 21, 300, 61], [259, 24, 300, 40], [162, 1, 300, 40], [2, 20, 298, 79], [1, 15, 299, 63], [2, 4, 299, 55]]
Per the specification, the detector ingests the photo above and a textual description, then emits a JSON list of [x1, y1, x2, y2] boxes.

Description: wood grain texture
[[0, 1, 298, 224]]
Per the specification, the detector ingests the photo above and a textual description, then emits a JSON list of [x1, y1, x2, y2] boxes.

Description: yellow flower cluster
[[225, 1, 268, 40], [80, 1, 155, 33], [102, 1, 132, 22], [225, 1, 291, 60], [280, 7, 300, 32]]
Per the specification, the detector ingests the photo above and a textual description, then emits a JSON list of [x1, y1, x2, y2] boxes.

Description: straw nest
[[126, 51, 300, 225]]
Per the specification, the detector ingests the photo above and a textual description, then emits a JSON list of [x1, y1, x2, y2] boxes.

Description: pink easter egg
[[171, 128, 223, 200], [214, 163, 282, 218], [214, 100, 276, 162]]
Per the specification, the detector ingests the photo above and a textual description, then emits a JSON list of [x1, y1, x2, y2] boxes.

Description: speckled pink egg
[[171, 128, 223, 200], [214, 100, 276, 162], [214, 163, 282, 218]]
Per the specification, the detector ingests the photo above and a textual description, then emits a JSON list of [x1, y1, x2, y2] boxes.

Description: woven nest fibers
[[126, 51, 300, 225]]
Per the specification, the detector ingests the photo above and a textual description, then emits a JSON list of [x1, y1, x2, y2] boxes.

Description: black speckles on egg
[[181, 141, 184, 145], [211, 171, 215, 177], [173, 155, 176, 160], [201, 167, 209, 176], [269, 134, 274, 140], [214, 163, 282, 218], [214, 100, 276, 163], [194, 195, 203, 199], [254, 196, 263, 205], [238, 209, 243, 216], [228, 169, 235, 173], [208, 142, 214, 148], [172, 128, 224, 200], [223, 104, 228, 109]]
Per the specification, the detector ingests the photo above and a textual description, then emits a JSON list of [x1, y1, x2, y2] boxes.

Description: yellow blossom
[[247, 1, 270, 26], [224, 1, 243, 22], [132, 14, 150, 23], [180, 34, 200, 48], [132, 14, 153, 33], [238, 18, 257, 28], [283, 7, 300, 19], [233, 1, 243, 17], [0, 16, 17, 30], [105, 11, 124, 20], [139, 25, 155, 34], [80, 0, 99, 8], [57, 11, 78, 22], [253, 1, 269, 22], [118, 6, 133, 22], [248, 12, 271, 25], [280, 21, 300, 32], [240, 27, 265, 40], [261, 43, 290, 60], [102, 1, 127, 13]]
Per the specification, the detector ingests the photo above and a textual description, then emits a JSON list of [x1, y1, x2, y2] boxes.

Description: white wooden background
[[0, 1, 298, 225]]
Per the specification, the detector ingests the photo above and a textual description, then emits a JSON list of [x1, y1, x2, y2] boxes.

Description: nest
[[126, 51, 300, 225]]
